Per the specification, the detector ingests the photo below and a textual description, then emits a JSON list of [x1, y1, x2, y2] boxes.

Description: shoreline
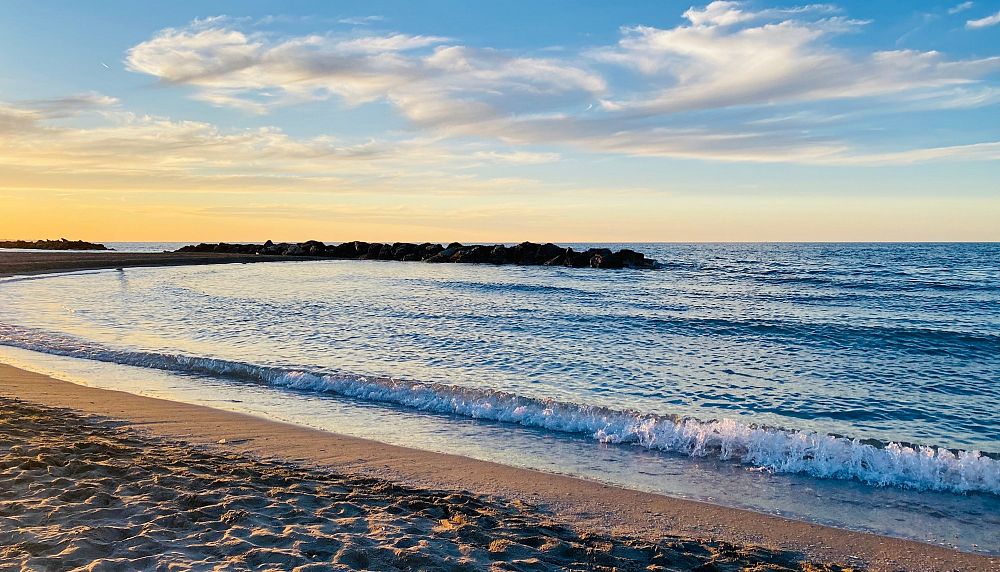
[[2, 364, 996, 571], [0, 251, 315, 278], [1, 253, 997, 570]]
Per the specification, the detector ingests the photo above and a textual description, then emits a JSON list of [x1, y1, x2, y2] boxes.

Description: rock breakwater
[[175, 241, 657, 269]]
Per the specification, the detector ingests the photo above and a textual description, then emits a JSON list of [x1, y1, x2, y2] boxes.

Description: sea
[[0, 242, 997, 552]]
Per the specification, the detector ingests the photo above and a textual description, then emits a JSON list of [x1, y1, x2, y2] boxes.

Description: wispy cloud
[[967, 9, 1000, 28], [0, 97, 570, 198], [338, 15, 385, 26], [823, 141, 1000, 165], [0, 92, 119, 133], [22, 92, 119, 117], [949, 2, 974, 15]]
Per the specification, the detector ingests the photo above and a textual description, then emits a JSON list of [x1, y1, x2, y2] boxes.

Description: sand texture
[[0, 396, 853, 571]]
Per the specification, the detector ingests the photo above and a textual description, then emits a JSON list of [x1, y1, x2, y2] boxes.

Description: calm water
[[1, 243, 998, 551]]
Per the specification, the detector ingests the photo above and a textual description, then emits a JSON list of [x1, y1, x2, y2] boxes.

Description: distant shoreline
[[0, 239, 110, 251], [0, 251, 312, 278]]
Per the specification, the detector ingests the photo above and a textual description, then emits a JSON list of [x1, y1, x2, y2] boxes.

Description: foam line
[[1, 323, 997, 495]]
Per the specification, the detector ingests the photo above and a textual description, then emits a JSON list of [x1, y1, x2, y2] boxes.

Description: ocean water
[[1, 243, 998, 551]]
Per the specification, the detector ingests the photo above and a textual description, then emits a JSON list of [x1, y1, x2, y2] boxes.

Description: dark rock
[[377, 243, 394, 260], [330, 241, 367, 258], [175, 243, 212, 253], [490, 245, 510, 264], [509, 241, 538, 264], [453, 245, 493, 264], [391, 242, 416, 261], [574, 248, 620, 269], [426, 243, 465, 263], [301, 240, 326, 256], [619, 248, 654, 269], [413, 243, 443, 261], [535, 242, 566, 264], [361, 243, 384, 260]]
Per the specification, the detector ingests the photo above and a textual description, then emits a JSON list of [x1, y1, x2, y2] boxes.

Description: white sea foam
[[1, 323, 997, 496]]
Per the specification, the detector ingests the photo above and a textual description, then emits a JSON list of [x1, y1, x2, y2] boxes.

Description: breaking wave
[[1, 322, 997, 496]]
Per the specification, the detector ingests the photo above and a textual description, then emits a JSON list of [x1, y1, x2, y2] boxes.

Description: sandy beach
[[1, 254, 997, 571]]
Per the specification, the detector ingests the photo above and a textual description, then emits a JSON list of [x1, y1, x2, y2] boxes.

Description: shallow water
[[1, 243, 998, 551]]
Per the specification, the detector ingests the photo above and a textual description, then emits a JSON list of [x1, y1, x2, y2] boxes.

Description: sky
[[1, 0, 998, 242]]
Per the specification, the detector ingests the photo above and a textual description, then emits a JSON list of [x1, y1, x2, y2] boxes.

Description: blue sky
[[1, 1, 998, 241]]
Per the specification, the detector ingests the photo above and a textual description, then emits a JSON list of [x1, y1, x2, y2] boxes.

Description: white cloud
[[126, 24, 604, 120], [0, 104, 40, 134], [127, 27, 263, 84], [824, 141, 1000, 165], [683, 1, 753, 27], [337, 15, 385, 26], [0, 93, 119, 133], [469, 150, 561, 165], [23, 92, 119, 117], [949, 2, 974, 15], [592, 17, 997, 116], [681, 1, 838, 27], [967, 9, 1000, 28], [336, 34, 450, 53]]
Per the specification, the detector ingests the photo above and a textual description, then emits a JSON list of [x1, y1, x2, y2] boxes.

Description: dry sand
[[0, 252, 997, 571]]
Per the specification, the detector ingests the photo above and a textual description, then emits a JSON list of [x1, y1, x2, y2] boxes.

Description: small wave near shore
[[1, 323, 996, 497]]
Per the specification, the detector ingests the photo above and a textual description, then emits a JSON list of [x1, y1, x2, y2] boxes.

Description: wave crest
[[1, 323, 997, 495]]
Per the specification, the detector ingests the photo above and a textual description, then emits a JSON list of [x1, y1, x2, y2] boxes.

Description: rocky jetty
[[0, 238, 110, 251], [175, 240, 657, 269]]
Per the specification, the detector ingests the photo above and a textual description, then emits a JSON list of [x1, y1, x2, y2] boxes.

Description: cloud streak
[[967, 9, 1000, 28], [949, 2, 974, 15], [337, 15, 385, 26], [0, 96, 575, 202]]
